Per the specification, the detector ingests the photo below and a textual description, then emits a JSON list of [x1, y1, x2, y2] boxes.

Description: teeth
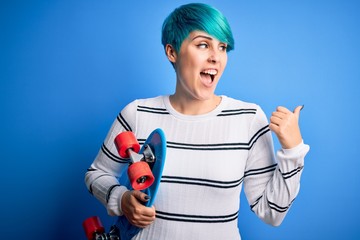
[[202, 69, 217, 75]]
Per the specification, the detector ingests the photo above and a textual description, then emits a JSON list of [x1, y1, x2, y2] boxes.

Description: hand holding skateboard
[[121, 190, 156, 228], [83, 129, 166, 240]]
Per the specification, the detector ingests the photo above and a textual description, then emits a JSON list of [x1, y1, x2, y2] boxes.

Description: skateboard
[[83, 128, 166, 240]]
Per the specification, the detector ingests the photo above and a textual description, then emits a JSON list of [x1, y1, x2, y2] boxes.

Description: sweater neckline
[[162, 95, 227, 121]]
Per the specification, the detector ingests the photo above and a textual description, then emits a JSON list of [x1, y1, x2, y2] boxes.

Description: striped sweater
[[85, 95, 310, 240]]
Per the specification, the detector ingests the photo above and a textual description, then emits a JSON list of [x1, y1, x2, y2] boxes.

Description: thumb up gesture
[[269, 105, 304, 149]]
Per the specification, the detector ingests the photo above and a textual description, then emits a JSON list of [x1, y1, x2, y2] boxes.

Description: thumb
[[132, 190, 151, 203], [293, 105, 304, 119]]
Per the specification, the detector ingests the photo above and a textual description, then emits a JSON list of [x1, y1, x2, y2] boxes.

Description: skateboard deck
[[83, 128, 166, 240], [116, 128, 166, 240], [139, 128, 166, 206]]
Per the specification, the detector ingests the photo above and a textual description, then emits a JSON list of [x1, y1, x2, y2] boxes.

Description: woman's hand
[[121, 190, 156, 228], [269, 105, 303, 149]]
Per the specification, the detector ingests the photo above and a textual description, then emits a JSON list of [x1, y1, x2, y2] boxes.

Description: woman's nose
[[208, 49, 220, 63]]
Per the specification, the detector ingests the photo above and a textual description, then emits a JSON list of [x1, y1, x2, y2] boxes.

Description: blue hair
[[161, 3, 235, 53]]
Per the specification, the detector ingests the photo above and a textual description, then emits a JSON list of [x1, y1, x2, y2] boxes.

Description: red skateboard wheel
[[128, 161, 155, 190], [83, 216, 105, 240], [114, 131, 140, 158]]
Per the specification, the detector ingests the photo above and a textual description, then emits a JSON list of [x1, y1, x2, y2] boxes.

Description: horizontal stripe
[[137, 105, 255, 117], [87, 171, 114, 194], [161, 175, 243, 189], [250, 197, 295, 213], [244, 164, 277, 178], [156, 210, 238, 223], [217, 108, 257, 117], [140, 139, 251, 151], [268, 199, 295, 213], [116, 113, 132, 132], [137, 105, 169, 115], [158, 125, 270, 151], [106, 184, 120, 203], [250, 196, 263, 210], [248, 125, 270, 149], [101, 144, 128, 163], [166, 141, 250, 151], [281, 166, 304, 179]]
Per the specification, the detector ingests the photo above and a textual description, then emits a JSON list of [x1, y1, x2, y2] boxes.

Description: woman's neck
[[169, 94, 222, 115]]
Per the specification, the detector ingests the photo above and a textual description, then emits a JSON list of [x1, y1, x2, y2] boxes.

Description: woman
[[85, 3, 310, 239]]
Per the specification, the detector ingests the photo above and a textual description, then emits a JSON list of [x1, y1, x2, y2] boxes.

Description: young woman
[[85, 3, 310, 239]]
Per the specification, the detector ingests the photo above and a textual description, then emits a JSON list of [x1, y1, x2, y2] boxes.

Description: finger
[[130, 194, 155, 218], [132, 190, 151, 203], [293, 105, 304, 119], [136, 218, 155, 228], [133, 206, 156, 228], [131, 215, 154, 228], [270, 110, 287, 124], [270, 115, 282, 126], [269, 122, 279, 132], [272, 111, 286, 120], [276, 106, 291, 114], [141, 205, 156, 218]]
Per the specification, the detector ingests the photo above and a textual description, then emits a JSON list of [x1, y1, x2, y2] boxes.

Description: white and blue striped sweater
[[85, 95, 310, 240]]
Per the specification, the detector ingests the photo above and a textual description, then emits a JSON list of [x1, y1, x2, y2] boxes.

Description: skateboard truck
[[83, 216, 120, 240], [127, 144, 155, 164], [114, 132, 156, 190]]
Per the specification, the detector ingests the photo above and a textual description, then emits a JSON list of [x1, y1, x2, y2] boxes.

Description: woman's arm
[[244, 105, 310, 226]]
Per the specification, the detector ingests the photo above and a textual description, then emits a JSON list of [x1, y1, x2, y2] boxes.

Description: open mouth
[[200, 69, 217, 83]]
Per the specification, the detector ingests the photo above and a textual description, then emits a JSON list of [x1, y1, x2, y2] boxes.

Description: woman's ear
[[165, 44, 177, 63]]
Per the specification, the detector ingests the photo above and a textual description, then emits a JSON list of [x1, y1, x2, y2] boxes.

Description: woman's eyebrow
[[191, 35, 213, 41]]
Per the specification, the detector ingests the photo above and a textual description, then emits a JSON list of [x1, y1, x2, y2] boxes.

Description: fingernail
[[300, 105, 304, 111], [144, 195, 151, 201]]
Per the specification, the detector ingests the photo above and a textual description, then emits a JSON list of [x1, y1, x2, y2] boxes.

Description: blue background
[[1, 0, 360, 239]]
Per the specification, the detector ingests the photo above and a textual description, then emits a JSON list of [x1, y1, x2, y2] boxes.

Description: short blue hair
[[161, 3, 235, 53]]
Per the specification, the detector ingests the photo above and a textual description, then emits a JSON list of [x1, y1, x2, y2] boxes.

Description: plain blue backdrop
[[1, 0, 360, 239]]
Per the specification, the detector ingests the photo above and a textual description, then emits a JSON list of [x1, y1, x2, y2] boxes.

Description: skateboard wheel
[[83, 216, 105, 240], [128, 161, 155, 190], [114, 131, 140, 158]]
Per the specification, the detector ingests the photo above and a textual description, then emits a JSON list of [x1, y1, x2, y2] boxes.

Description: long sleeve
[[84, 96, 310, 239], [243, 106, 310, 226], [84, 101, 138, 216]]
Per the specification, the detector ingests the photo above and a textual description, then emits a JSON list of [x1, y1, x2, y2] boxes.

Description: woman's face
[[170, 31, 228, 101]]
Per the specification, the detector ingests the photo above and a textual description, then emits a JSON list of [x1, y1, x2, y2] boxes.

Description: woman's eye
[[219, 45, 227, 51], [198, 43, 208, 49]]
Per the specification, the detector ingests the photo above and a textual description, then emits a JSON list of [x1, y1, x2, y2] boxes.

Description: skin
[[120, 30, 303, 228], [120, 190, 155, 228], [269, 105, 303, 149], [167, 31, 228, 115]]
